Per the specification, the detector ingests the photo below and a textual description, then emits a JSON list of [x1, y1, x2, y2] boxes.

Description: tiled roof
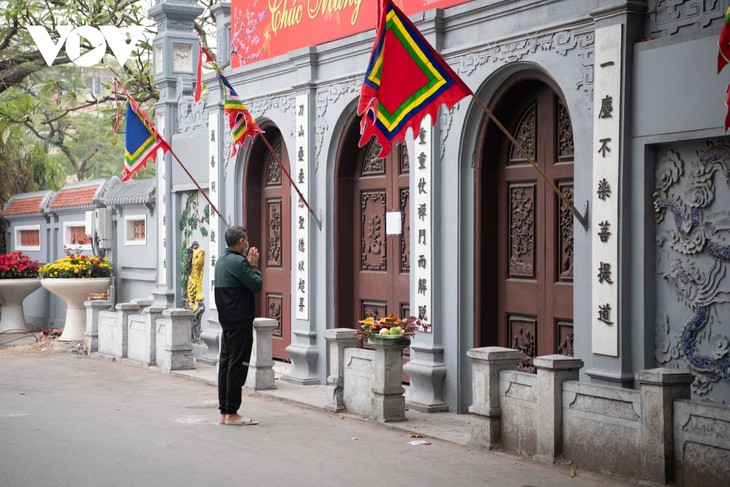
[[3, 196, 44, 216], [48, 183, 102, 210], [100, 178, 156, 206], [2, 190, 54, 217]]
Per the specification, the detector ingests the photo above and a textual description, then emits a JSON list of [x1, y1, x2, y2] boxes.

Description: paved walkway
[[0, 338, 638, 486]]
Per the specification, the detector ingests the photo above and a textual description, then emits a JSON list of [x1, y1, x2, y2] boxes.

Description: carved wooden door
[[354, 141, 410, 334], [495, 85, 574, 371], [245, 136, 291, 361]]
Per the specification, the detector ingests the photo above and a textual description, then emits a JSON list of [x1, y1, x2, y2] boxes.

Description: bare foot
[[224, 414, 257, 425]]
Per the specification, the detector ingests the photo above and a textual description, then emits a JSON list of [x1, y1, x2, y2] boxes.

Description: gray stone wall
[[562, 382, 642, 477]]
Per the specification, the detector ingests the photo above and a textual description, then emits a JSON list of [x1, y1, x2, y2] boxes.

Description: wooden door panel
[[247, 136, 291, 361], [350, 141, 410, 379], [490, 81, 574, 370]]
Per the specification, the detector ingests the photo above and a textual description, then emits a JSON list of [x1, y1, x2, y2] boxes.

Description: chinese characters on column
[[208, 112, 220, 306], [412, 117, 433, 332], [295, 94, 310, 320], [590, 24, 623, 356], [157, 112, 167, 286]]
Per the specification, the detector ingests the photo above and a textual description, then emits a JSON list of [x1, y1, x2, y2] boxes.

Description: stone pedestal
[[637, 368, 694, 485], [283, 330, 320, 385], [83, 300, 113, 353], [156, 309, 194, 374], [369, 336, 409, 423], [404, 341, 448, 412], [198, 316, 221, 365], [534, 354, 584, 463], [467, 347, 522, 450], [246, 318, 277, 390], [324, 328, 357, 412]]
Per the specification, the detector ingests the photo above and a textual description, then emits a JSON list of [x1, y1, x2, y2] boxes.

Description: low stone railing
[[326, 328, 409, 423], [467, 346, 730, 486]]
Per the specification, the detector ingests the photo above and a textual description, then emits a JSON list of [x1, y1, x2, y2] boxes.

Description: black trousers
[[218, 327, 254, 415]]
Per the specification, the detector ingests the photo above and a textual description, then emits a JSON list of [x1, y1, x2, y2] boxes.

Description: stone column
[[324, 328, 357, 412], [369, 337, 409, 423], [158, 309, 194, 373], [114, 302, 140, 360], [246, 318, 277, 390], [637, 368, 693, 485], [84, 300, 113, 353], [467, 347, 522, 450], [534, 354, 584, 463]]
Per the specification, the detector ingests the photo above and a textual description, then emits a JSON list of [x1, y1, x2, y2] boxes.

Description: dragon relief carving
[[654, 143, 730, 398]]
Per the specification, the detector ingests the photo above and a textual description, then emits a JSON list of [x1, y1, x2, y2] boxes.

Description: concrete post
[[534, 354, 584, 463], [114, 303, 140, 360], [369, 337, 409, 423], [143, 305, 166, 365], [84, 300, 112, 353], [637, 368, 694, 485], [130, 298, 153, 312], [158, 309, 194, 374], [324, 328, 357, 412], [246, 318, 278, 390], [467, 347, 522, 450]]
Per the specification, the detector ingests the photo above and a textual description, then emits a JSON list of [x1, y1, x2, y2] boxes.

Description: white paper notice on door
[[386, 211, 402, 235]]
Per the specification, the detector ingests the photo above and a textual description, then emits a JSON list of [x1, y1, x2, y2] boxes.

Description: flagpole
[[471, 95, 589, 230], [167, 146, 230, 229], [258, 134, 322, 229]]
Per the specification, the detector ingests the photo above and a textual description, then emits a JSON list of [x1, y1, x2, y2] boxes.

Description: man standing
[[214, 225, 262, 425]]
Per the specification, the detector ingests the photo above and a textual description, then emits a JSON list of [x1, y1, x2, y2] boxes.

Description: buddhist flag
[[216, 71, 262, 158], [358, 0, 472, 157], [718, 7, 730, 74], [114, 80, 170, 182]]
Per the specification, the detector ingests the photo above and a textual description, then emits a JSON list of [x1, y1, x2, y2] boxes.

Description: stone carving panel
[[647, 0, 724, 39], [457, 29, 594, 105], [316, 78, 361, 166], [654, 140, 730, 402]]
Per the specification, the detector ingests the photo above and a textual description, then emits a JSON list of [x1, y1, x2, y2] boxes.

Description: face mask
[[243, 246, 249, 256]]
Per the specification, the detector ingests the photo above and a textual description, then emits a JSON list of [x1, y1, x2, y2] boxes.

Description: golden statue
[[186, 242, 205, 312]]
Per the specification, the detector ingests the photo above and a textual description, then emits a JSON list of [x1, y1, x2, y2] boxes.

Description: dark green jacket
[[214, 248, 262, 329]]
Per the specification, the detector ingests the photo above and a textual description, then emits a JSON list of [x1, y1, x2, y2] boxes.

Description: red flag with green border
[[358, 0, 472, 157]]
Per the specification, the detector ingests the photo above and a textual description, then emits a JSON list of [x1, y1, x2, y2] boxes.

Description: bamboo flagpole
[[113, 78, 229, 228], [471, 95, 589, 230]]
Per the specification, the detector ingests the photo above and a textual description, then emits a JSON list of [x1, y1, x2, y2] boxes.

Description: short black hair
[[225, 225, 247, 247]]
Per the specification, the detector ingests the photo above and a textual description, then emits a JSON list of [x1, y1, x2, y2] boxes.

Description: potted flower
[[357, 313, 420, 340], [39, 254, 112, 341], [0, 251, 41, 333]]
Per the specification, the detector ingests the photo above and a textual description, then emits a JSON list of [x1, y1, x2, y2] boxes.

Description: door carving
[[476, 73, 574, 371], [245, 132, 291, 361]]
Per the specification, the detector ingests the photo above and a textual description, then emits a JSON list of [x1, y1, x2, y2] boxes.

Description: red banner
[[231, 0, 470, 67]]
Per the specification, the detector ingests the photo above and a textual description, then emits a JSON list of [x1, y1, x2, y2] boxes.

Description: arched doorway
[[244, 127, 291, 360], [335, 113, 410, 333], [475, 71, 575, 371]]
